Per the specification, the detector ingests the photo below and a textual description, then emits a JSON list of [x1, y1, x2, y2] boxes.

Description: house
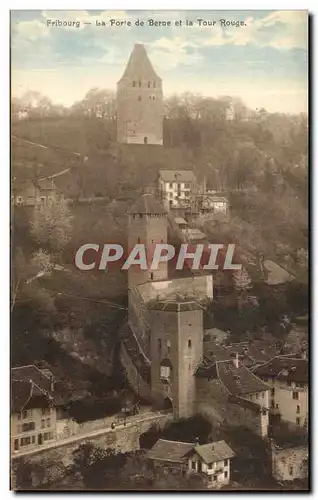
[[148, 438, 194, 472], [181, 227, 206, 242], [158, 170, 196, 210], [199, 192, 229, 215], [174, 217, 188, 230], [148, 438, 235, 488], [195, 356, 271, 437], [253, 357, 308, 429], [11, 365, 69, 454], [187, 440, 235, 488], [12, 178, 57, 206]]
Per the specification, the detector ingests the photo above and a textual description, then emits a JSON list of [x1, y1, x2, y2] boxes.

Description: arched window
[[188, 339, 192, 348]]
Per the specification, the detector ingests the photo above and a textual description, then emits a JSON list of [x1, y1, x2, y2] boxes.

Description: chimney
[[232, 352, 239, 369]]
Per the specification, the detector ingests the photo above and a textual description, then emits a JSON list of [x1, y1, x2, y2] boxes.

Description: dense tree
[[30, 197, 73, 254]]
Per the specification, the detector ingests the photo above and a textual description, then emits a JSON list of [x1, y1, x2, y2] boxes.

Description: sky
[[11, 10, 308, 113]]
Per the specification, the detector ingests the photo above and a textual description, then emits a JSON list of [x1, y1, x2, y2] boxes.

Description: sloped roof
[[196, 360, 270, 395], [253, 356, 308, 384], [263, 260, 295, 285], [149, 299, 203, 312], [159, 170, 196, 183], [148, 439, 194, 463], [11, 380, 33, 413], [119, 44, 160, 82], [192, 440, 235, 464], [12, 365, 53, 393], [127, 193, 167, 215]]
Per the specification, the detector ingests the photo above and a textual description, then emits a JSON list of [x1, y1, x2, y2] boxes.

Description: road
[[11, 410, 170, 460]]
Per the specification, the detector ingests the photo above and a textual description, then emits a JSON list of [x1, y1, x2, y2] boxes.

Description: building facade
[[187, 440, 235, 488], [253, 357, 308, 429], [11, 366, 58, 454], [12, 179, 57, 207], [117, 44, 164, 145], [158, 170, 197, 210]]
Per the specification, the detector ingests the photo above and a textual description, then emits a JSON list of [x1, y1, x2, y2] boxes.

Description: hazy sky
[[11, 10, 308, 113]]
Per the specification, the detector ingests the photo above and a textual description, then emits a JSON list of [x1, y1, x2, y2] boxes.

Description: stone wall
[[195, 378, 267, 437], [119, 340, 151, 399], [270, 443, 308, 482]]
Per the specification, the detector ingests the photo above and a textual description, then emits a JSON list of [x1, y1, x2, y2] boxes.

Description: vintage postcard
[[10, 10, 309, 491]]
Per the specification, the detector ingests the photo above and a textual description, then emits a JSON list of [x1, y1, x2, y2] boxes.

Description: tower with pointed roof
[[127, 193, 167, 289], [117, 44, 164, 145]]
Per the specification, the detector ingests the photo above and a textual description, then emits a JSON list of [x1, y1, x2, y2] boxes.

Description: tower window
[[133, 81, 136, 87], [188, 339, 192, 348], [138, 96, 141, 101]]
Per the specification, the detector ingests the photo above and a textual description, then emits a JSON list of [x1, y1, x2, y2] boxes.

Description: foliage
[[30, 197, 73, 254]]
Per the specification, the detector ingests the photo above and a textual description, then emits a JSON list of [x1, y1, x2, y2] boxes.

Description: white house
[[158, 170, 196, 210], [187, 440, 235, 488], [253, 357, 308, 429]]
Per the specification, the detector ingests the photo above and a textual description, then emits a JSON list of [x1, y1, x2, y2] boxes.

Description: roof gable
[[191, 441, 235, 464], [118, 44, 160, 82]]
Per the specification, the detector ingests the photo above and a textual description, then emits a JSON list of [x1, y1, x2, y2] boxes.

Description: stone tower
[[149, 300, 204, 419], [127, 193, 168, 289], [117, 44, 164, 145]]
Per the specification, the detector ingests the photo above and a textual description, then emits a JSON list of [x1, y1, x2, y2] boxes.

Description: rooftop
[[253, 356, 308, 384], [263, 259, 295, 285], [127, 193, 167, 215], [149, 299, 203, 312], [118, 43, 160, 82], [196, 360, 271, 396], [191, 440, 235, 464], [159, 170, 196, 183], [148, 439, 194, 463]]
